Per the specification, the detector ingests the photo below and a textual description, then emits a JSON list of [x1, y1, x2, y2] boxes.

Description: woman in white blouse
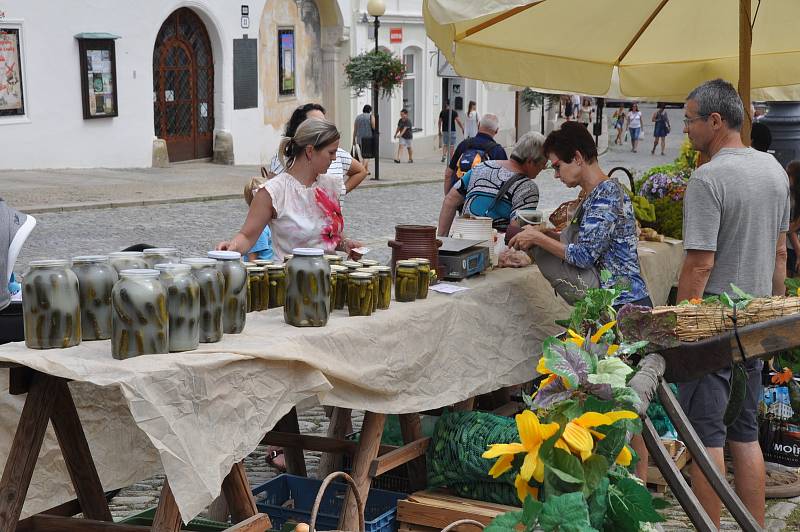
[[217, 119, 362, 261], [465, 100, 479, 138]]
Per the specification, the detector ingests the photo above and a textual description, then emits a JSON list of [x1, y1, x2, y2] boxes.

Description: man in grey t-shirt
[[677, 79, 789, 528]]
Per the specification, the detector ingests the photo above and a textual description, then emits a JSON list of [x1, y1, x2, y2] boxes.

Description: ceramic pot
[[388, 224, 442, 272]]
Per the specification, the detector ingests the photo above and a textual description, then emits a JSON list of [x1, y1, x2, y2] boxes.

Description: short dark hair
[[362, 104, 372, 113], [542, 121, 598, 164], [400, 108, 408, 114], [750, 122, 772, 152], [284, 103, 326, 137]]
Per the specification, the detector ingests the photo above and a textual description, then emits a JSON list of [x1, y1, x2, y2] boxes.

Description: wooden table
[[0, 365, 272, 532]]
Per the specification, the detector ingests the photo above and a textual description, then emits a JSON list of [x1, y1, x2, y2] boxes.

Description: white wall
[[345, 0, 517, 158], [0, 0, 281, 169]]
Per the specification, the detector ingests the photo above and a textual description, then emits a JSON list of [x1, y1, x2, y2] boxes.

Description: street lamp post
[[367, 0, 385, 180]]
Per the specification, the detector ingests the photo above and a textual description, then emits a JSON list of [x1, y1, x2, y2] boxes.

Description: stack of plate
[[449, 216, 496, 265]]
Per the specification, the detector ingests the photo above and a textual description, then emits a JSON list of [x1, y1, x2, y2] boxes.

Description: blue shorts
[[629, 127, 641, 141], [677, 358, 764, 447], [442, 131, 457, 146]]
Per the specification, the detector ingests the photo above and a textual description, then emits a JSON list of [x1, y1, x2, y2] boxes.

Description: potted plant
[[344, 49, 406, 98]]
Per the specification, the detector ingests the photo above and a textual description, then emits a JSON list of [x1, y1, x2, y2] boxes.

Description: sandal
[[265, 446, 287, 472], [393, 159, 401, 163]]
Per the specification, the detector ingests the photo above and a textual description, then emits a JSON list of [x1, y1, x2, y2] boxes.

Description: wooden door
[[153, 8, 214, 162]]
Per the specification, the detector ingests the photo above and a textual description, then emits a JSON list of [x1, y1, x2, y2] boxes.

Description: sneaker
[[394, 159, 401, 164], [441, 156, 445, 163], [408, 159, 414, 163]]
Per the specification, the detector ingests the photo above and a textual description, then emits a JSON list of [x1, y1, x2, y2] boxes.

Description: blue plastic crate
[[253, 474, 405, 532]]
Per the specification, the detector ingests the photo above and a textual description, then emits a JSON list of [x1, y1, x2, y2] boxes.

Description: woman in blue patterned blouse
[[508, 122, 651, 307]]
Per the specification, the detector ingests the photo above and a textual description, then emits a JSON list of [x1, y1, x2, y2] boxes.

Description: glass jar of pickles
[[347, 272, 374, 316], [284, 248, 330, 327], [22, 260, 82, 349], [247, 266, 269, 312], [359, 259, 379, 268], [411, 258, 431, 299], [208, 251, 247, 334], [357, 268, 379, 312], [372, 266, 392, 310], [183, 258, 224, 343], [342, 260, 362, 272], [111, 269, 168, 359], [156, 263, 199, 352], [254, 259, 274, 267], [143, 248, 181, 268], [266, 264, 287, 308], [394, 260, 419, 302], [331, 265, 349, 310], [71, 255, 118, 341], [108, 251, 147, 273], [324, 254, 343, 266]]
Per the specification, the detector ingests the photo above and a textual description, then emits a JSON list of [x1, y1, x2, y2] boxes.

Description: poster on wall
[[77, 36, 119, 119], [278, 28, 295, 96], [0, 28, 25, 116]]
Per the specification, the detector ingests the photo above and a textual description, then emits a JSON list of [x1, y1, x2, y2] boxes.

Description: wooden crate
[[397, 490, 517, 531], [647, 439, 690, 493]]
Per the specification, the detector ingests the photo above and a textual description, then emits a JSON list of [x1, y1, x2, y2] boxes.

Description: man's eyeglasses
[[683, 115, 709, 127]]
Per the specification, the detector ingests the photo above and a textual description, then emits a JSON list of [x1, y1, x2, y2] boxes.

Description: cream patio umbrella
[[424, 0, 800, 142]]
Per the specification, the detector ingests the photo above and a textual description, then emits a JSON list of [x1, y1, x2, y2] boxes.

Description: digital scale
[[437, 237, 490, 280]]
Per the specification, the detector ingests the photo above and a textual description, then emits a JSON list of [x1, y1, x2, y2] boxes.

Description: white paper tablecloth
[[0, 241, 681, 521]]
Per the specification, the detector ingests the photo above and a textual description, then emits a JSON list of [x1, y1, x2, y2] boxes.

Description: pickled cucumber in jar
[[266, 264, 287, 308], [357, 268, 379, 312], [111, 269, 169, 359], [372, 266, 392, 310], [22, 260, 82, 349], [342, 260, 363, 272], [247, 266, 269, 312], [394, 260, 418, 302], [71, 255, 118, 341], [108, 251, 147, 273], [359, 259, 379, 268], [331, 265, 349, 310], [156, 263, 199, 352], [410, 258, 431, 299], [324, 254, 343, 266], [143, 247, 181, 268], [284, 248, 330, 327], [347, 272, 374, 317], [254, 259, 274, 267], [208, 250, 247, 334], [183, 258, 224, 343]]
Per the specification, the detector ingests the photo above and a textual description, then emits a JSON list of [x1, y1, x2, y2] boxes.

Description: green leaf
[[719, 292, 735, 309], [586, 477, 609, 530], [651, 497, 671, 510], [594, 426, 626, 464], [614, 340, 649, 356], [582, 454, 609, 494], [611, 387, 642, 410], [544, 448, 585, 493], [543, 337, 589, 389], [485, 510, 524, 532], [608, 477, 665, 528], [583, 396, 616, 414], [729, 284, 752, 301], [539, 492, 596, 532], [600, 270, 612, 283], [587, 359, 633, 389], [522, 495, 543, 526]]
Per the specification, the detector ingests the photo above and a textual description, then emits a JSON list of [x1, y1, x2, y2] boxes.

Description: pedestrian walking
[[563, 96, 574, 122], [465, 100, 479, 138], [438, 101, 464, 163], [394, 109, 414, 163], [677, 78, 791, 529], [352, 104, 375, 173], [570, 94, 581, 120], [650, 103, 671, 155], [612, 105, 626, 145], [626, 102, 643, 152], [444, 113, 508, 194], [579, 98, 594, 128]]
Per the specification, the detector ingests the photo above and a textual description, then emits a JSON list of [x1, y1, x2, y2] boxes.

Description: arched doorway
[[153, 8, 214, 162]]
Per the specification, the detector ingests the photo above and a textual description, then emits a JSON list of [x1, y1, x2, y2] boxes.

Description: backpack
[[456, 138, 498, 179]]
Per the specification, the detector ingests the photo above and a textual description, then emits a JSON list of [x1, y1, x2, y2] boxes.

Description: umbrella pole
[[739, 0, 752, 146]]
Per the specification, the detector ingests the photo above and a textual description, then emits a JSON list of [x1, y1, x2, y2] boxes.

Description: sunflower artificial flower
[[616, 444, 633, 466], [482, 410, 559, 483], [514, 474, 540, 503], [559, 410, 638, 461], [566, 321, 619, 355]]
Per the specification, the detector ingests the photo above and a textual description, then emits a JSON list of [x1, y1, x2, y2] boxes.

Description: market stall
[[0, 242, 682, 529]]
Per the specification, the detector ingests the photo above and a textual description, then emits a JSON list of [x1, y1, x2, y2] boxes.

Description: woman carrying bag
[[508, 121, 651, 309], [651, 103, 671, 155]]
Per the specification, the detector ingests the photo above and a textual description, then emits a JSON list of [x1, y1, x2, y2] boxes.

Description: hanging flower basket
[[344, 50, 406, 98]]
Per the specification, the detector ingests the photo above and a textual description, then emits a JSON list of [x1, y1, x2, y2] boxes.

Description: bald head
[[478, 114, 499, 136]]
